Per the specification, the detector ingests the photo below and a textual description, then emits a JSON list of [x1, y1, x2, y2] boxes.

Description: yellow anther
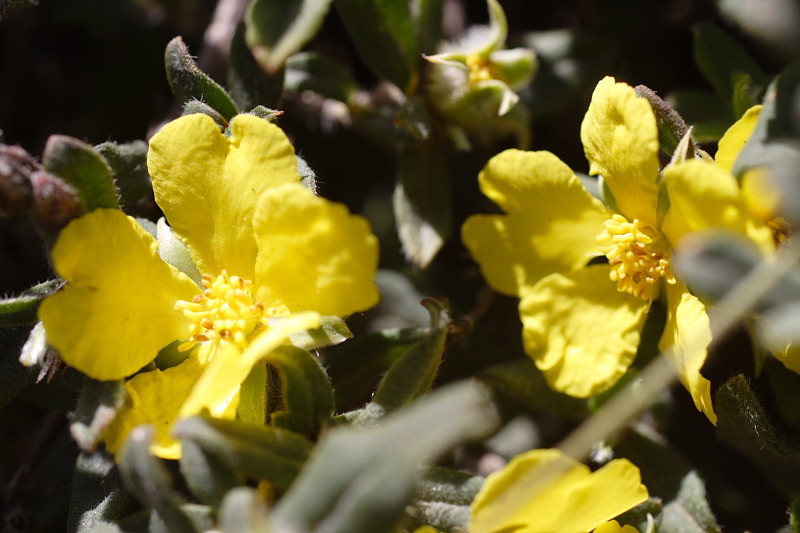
[[596, 215, 676, 300], [174, 270, 276, 352]]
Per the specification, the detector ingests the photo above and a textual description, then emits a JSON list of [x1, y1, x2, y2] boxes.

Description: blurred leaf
[[118, 426, 199, 533], [245, 0, 330, 75], [174, 416, 313, 491], [43, 135, 119, 211], [3, 327, 42, 405], [284, 52, 358, 103], [716, 374, 800, 498], [520, 30, 619, 120], [792, 497, 800, 533], [0, 279, 62, 327], [0, 0, 36, 21], [615, 423, 692, 501], [322, 325, 428, 409], [371, 298, 449, 413], [334, 0, 419, 92], [68, 450, 131, 532], [266, 345, 334, 435], [69, 378, 126, 453], [659, 471, 721, 533], [716, 0, 800, 60], [764, 357, 800, 428], [673, 231, 800, 309], [395, 96, 434, 141], [408, 467, 484, 532], [271, 380, 500, 533], [217, 487, 271, 533], [667, 89, 729, 142], [165, 36, 239, 121], [149, 504, 213, 533], [731, 72, 762, 119], [693, 22, 767, 114], [229, 22, 284, 110], [179, 435, 241, 508], [393, 139, 451, 268], [289, 315, 353, 351], [479, 358, 588, 419], [413, 0, 444, 55]]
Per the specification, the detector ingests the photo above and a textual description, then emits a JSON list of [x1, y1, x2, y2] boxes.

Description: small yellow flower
[[469, 448, 648, 533], [40, 113, 380, 457], [462, 77, 773, 423]]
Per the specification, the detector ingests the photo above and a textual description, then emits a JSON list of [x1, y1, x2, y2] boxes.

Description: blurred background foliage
[[3, 0, 800, 531]]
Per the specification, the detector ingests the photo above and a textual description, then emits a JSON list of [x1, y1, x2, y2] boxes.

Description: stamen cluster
[[596, 214, 676, 300], [175, 270, 268, 352]]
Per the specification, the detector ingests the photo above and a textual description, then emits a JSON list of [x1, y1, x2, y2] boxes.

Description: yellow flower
[[469, 448, 648, 533], [39, 113, 380, 457], [462, 77, 773, 423]]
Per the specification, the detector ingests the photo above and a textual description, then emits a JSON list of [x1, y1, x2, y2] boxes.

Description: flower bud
[[30, 170, 85, 233], [0, 144, 37, 217]]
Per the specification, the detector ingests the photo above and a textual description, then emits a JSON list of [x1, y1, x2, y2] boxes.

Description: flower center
[[466, 54, 502, 85], [596, 214, 676, 300], [175, 270, 283, 352]]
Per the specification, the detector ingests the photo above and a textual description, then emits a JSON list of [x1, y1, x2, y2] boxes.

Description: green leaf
[[290, 315, 352, 351], [393, 139, 452, 268], [164, 36, 239, 121], [659, 471, 722, 533], [174, 416, 313, 491], [371, 299, 449, 413], [0, 279, 62, 327], [791, 496, 800, 533], [67, 450, 131, 532], [271, 380, 500, 533], [716, 374, 800, 498], [69, 378, 126, 453], [334, 0, 419, 92], [43, 135, 120, 211], [284, 52, 358, 103], [322, 325, 428, 410], [693, 22, 767, 114], [118, 426, 200, 533], [265, 345, 335, 435], [94, 141, 150, 210], [181, 99, 229, 127], [635, 85, 690, 157], [245, 0, 330, 75], [229, 22, 284, 110], [478, 358, 588, 419], [395, 96, 434, 141]]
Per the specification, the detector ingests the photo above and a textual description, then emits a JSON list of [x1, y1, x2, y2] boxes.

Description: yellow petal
[[179, 311, 321, 419], [519, 266, 649, 398], [104, 355, 210, 460], [659, 282, 716, 424], [253, 184, 380, 316], [461, 149, 609, 296], [39, 209, 198, 381], [580, 77, 660, 226], [470, 448, 648, 533], [716, 105, 762, 173], [662, 159, 773, 254], [149, 113, 301, 280], [742, 167, 781, 222]]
